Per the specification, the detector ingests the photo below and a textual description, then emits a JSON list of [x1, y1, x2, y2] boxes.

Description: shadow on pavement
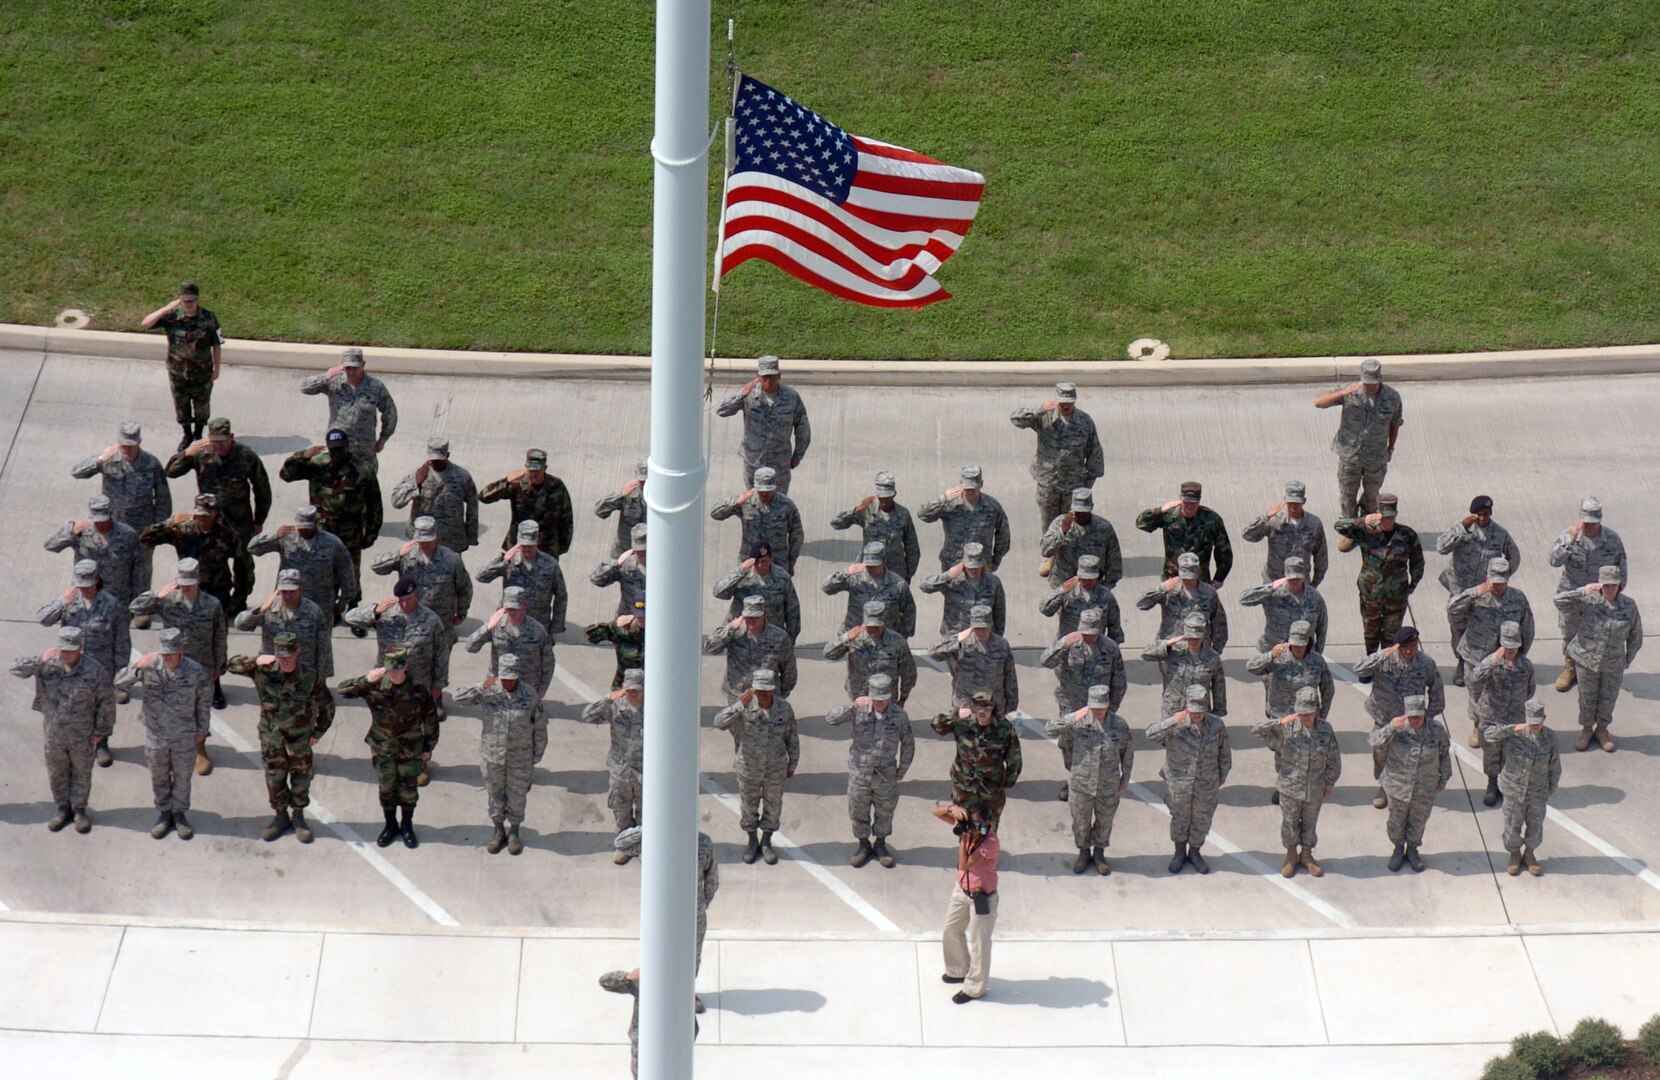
[[983, 975, 1112, 1009], [709, 987, 827, 1016]]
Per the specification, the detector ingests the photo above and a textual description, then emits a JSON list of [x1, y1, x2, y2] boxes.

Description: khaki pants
[[942, 888, 997, 999]]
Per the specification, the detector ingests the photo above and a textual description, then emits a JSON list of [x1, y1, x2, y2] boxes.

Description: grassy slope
[[1, 0, 1657, 359]]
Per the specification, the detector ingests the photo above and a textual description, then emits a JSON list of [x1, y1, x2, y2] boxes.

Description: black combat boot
[[850, 839, 873, 868], [1405, 845, 1425, 872], [291, 808, 313, 843], [1387, 843, 1406, 872], [212, 679, 227, 710], [1168, 843, 1187, 874], [506, 823, 523, 855], [47, 806, 73, 832], [376, 806, 399, 847], [872, 838, 895, 868], [74, 808, 91, 833], [1187, 847, 1211, 874], [1093, 848, 1111, 875], [1483, 776, 1501, 807], [150, 812, 174, 840], [759, 831, 778, 865], [487, 822, 508, 854], [263, 810, 294, 842], [400, 805, 419, 848], [1071, 848, 1090, 874], [742, 831, 760, 864], [174, 812, 194, 840]]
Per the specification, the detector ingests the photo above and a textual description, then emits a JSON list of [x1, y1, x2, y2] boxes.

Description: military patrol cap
[[1177, 552, 1200, 580], [756, 354, 781, 375], [158, 627, 184, 654], [207, 417, 232, 438], [741, 594, 767, 617], [1182, 611, 1208, 635], [1403, 694, 1427, 716], [326, 428, 349, 448], [1598, 564, 1623, 585], [175, 558, 200, 585], [118, 421, 142, 446], [71, 559, 98, 587], [525, 449, 548, 470], [193, 493, 218, 515], [1184, 684, 1210, 707], [1487, 557, 1510, 583], [622, 668, 645, 691], [178, 281, 199, 298], [962, 542, 987, 569], [501, 585, 525, 609], [968, 604, 993, 628], [1580, 496, 1602, 523], [1524, 698, 1546, 723], [862, 600, 886, 626], [295, 504, 318, 525], [88, 494, 113, 521], [425, 437, 450, 460], [631, 523, 648, 551], [867, 672, 894, 700], [1076, 554, 1100, 577], [1284, 480, 1307, 503], [1470, 495, 1494, 514], [960, 464, 983, 490], [1378, 493, 1399, 517], [753, 466, 778, 491], [412, 516, 438, 542], [633, 457, 648, 480], [497, 653, 520, 679], [1055, 381, 1078, 402], [1393, 626, 1419, 645], [861, 542, 886, 566], [1288, 620, 1312, 646], [749, 540, 773, 560], [750, 668, 778, 692], [1086, 684, 1112, 709], [873, 471, 897, 496], [1179, 480, 1202, 500], [1078, 607, 1103, 631], [516, 519, 540, 543], [1360, 358, 1383, 384], [969, 689, 996, 707], [393, 576, 419, 598], [1295, 686, 1320, 713], [57, 626, 84, 649], [384, 645, 408, 669], [1069, 488, 1094, 513], [277, 568, 302, 591], [341, 347, 365, 367], [1499, 621, 1523, 648], [1283, 555, 1307, 580], [272, 632, 299, 656]]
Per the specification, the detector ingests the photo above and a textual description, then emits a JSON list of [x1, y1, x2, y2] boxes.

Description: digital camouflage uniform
[[1238, 581, 1328, 652], [465, 617, 556, 699], [1329, 383, 1403, 518], [45, 521, 144, 609], [715, 380, 811, 493], [115, 655, 212, 815], [1354, 647, 1445, 777], [1141, 638, 1228, 718], [581, 692, 645, 831], [709, 492, 804, 575], [36, 591, 130, 691], [1135, 581, 1229, 653], [339, 673, 440, 808], [1045, 707, 1133, 850], [589, 550, 645, 620], [918, 490, 1011, 572], [299, 368, 397, 514], [930, 710, 1022, 826], [479, 472, 574, 554], [1437, 517, 1521, 656], [128, 588, 227, 677], [821, 564, 916, 636], [920, 566, 1007, 636], [1548, 525, 1628, 654], [141, 514, 242, 613], [1010, 401, 1104, 533], [480, 549, 567, 630], [823, 626, 918, 702], [830, 499, 921, 581], [1333, 518, 1424, 648], [598, 970, 701, 1080], [1039, 512, 1122, 589], [1554, 589, 1643, 731], [1246, 647, 1335, 720], [11, 652, 114, 814], [1146, 709, 1232, 846], [71, 445, 172, 596], [164, 440, 271, 611], [452, 679, 546, 827], [1488, 723, 1560, 855], [1040, 631, 1126, 715], [153, 305, 223, 429], [372, 543, 474, 653], [1254, 715, 1342, 850], [824, 700, 915, 841], [593, 466, 646, 558], [1447, 584, 1534, 666], [233, 597, 336, 727], [391, 461, 479, 553], [279, 450, 377, 589], [345, 600, 448, 689], [713, 562, 801, 638], [1135, 504, 1234, 583], [1038, 575, 1119, 639], [702, 620, 798, 703], [927, 632, 1020, 714], [248, 523, 358, 617], [713, 697, 800, 833], [225, 655, 329, 810], [585, 619, 644, 690], [1369, 716, 1451, 848], [1468, 654, 1536, 777], [1241, 508, 1328, 585]]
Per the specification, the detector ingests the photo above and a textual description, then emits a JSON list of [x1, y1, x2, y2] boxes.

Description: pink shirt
[[957, 830, 1000, 893]]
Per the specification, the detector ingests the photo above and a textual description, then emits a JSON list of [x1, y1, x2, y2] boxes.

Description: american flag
[[717, 74, 985, 309]]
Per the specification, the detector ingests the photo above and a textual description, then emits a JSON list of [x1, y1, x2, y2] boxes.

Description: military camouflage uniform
[[702, 621, 798, 703], [479, 472, 574, 554], [1488, 724, 1560, 854], [580, 693, 645, 831], [1354, 647, 1446, 777], [1238, 581, 1328, 652], [141, 514, 242, 613], [1554, 589, 1643, 730], [164, 441, 272, 611], [346, 600, 449, 689], [1135, 505, 1234, 583], [1040, 513, 1122, 589], [931, 711, 1022, 825], [11, 652, 114, 814], [1141, 638, 1228, 717], [709, 492, 804, 574], [391, 463, 479, 553], [1437, 518, 1521, 655], [1010, 402, 1105, 532], [822, 565, 916, 636], [115, 656, 212, 814], [1040, 633, 1126, 715], [153, 305, 223, 429], [279, 450, 378, 589], [1241, 508, 1328, 585], [593, 473, 647, 559], [465, 617, 556, 699], [588, 551, 644, 620], [71, 447, 172, 595], [713, 697, 800, 832], [339, 673, 440, 808], [716, 381, 811, 493], [1045, 709, 1133, 849], [918, 492, 1011, 572], [372, 544, 474, 649], [823, 627, 918, 701], [479, 549, 567, 631], [1467, 654, 1536, 777], [1548, 526, 1628, 653], [1334, 518, 1424, 648], [599, 971, 700, 1079], [225, 655, 330, 810], [1447, 585, 1534, 666], [452, 679, 546, 827], [830, 500, 921, 581], [37, 591, 130, 687], [1246, 647, 1335, 720], [129, 589, 227, 676], [1329, 384, 1403, 518], [713, 562, 801, 638], [824, 700, 915, 841], [927, 632, 1020, 714], [299, 369, 397, 513], [233, 597, 336, 727], [1254, 715, 1342, 850], [920, 567, 1008, 636], [1369, 717, 1451, 847], [1038, 577, 1119, 639], [248, 524, 359, 617], [45, 521, 144, 609], [1135, 582, 1229, 653], [585, 620, 644, 690], [1146, 709, 1232, 846]]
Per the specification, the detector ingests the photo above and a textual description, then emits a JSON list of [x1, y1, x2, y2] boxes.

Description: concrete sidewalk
[[3, 912, 1656, 1078]]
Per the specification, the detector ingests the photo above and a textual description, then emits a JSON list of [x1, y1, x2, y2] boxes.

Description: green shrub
[[1510, 1031, 1567, 1078], [1479, 1054, 1535, 1080], [1565, 1017, 1625, 1068], [1637, 1014, 1660, 1069]]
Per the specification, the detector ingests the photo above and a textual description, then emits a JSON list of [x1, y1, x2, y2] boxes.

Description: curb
[[4, 321, 1659, 387]]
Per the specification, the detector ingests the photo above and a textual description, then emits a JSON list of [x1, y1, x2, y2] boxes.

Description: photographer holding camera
[[932, 799, 1000, 1004]]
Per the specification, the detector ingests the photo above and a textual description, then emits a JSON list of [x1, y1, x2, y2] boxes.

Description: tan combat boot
[[1593, 724, 1615, 752], [1506, 850, 1522, 876], [1280, 847, 1298, 878], [1554, 657, 1576, 692], [194, 746, 213, 776], [1300, 847, 1324, 878], [1467, 725, 1483, 749], [1522, 846, 1543, 876], [1575, 726, 1594, 752]]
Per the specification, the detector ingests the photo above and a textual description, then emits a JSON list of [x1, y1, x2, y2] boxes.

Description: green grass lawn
[[3, 0, 1658, 360]]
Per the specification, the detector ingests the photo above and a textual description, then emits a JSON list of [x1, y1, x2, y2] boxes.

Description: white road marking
[[1331, 663, 1660, 896], [1013, 714, 1360, 930], [550, 662, 901, 934]]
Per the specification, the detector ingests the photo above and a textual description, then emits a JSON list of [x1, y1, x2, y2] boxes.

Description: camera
[[954, 819, 989, 838]]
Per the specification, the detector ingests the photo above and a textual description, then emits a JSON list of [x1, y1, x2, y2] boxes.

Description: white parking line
[[1330, 663, 1660, 896], [1012, 714, 1360, 930], [550, 662, 901, 934]]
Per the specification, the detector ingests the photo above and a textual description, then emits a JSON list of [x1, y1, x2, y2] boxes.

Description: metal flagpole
[[640, 0, 710, 1076]]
